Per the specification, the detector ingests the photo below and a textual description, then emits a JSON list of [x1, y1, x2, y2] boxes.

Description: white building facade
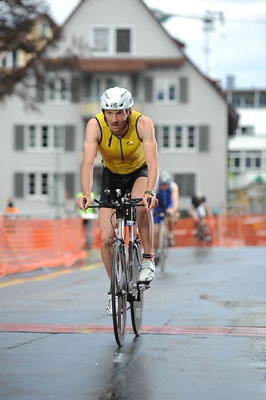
[[0, 0, 237, 217]]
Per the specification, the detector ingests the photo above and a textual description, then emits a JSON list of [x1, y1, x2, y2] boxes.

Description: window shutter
[[144, 77, 154, 102], [179, 77, 188, 103], [65, 173, 75, 198], [65, 125, 75, 151], [14, 173, 24, 198], [36, 82, 45, 102], [199, 125, 210, 152], [84, 74, 92, 98], [131, 73, 139, 97], [14, 125, 24, 150], [71, 76, 80, 102]]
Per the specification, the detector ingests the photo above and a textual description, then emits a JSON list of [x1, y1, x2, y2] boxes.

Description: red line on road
[[0, 323, 266, 337]]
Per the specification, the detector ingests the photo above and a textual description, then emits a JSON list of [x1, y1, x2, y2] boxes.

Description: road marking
[[0, 323, 265, 337], [0, 262, 103, 288]]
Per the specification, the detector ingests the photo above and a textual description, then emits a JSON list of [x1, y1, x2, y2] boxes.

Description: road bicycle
[[194, 218, 212, 243], [154, 209, 169, 274], [90, 189, 150, 347]]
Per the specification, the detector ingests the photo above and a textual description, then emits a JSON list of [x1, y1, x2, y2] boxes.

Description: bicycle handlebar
[[83, 188, 145, 210]]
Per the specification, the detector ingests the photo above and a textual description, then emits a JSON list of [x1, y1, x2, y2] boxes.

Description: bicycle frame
[[90, 189, 149, 346]]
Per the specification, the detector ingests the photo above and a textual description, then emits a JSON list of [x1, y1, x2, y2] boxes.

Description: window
[[92, 27, 131, 54], [240, 126, 254, 136], [232, 93, 241, 106], [94, 28, 109, 52], [29, 173, 36, 195], [40, 21, 49, 39], [188, 126, 196, 148], [175, 126, 182, 148], [29, 126, 36, 147], [162, 126, 170, 147], [228, 151, 241, 171], [259, 92, 266, 107], [157, 124, 199, 151], [245, 151, 262, 170], [116, 29, 130, 53], [156, 78, 177, 103], [47, 77, 69, 101], [41, 173, 48, 195], [242, 92, 255, 106], [26, 172, 63, 198], [25, 125, 73, 151], [41, 126, 48, 147]]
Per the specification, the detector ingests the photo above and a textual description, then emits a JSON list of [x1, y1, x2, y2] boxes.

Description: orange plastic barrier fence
[[1, 214, 265, 277], [173, 214, 266, 247], [0, 217, 87, 277], [90, 214, 266, 249]]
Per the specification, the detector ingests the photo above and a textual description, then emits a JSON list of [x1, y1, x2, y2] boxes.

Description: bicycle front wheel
[[129, 241, 144, 336], [158, 223, 168, 274], [111, 241, 127, 347]]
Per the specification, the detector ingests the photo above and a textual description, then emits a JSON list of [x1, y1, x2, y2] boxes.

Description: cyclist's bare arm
[[168, 182, 179, 215], [137, 115, 159, 210], [78, 118, 100, 210]]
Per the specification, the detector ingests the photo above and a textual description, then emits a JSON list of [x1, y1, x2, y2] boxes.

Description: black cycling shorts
[[100, 163, 148, 203]]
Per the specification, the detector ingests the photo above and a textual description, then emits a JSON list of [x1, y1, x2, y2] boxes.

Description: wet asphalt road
[[0, 247, 265, 400]]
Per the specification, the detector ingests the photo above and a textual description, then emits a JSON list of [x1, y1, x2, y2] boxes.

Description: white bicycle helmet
[[101, 87, 134, 110], [160, 171, 171, 184]]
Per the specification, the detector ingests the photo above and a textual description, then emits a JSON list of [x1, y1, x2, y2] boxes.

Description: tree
[[0, 0, 59, 104]]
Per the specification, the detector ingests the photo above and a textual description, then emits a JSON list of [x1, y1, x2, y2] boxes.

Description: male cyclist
[[77, 87, 159, 313], [189, 193, 212, 242], [153, 171, 179, 255]]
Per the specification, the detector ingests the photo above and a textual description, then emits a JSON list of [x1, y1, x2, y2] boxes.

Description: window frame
[[155, 77, 178, 104], [90, 25, 133, 56], [157, 123, 199, 152], [26, 124, 65, 152]]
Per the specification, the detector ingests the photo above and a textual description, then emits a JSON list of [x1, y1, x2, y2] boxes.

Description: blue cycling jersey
[[156, 184, 172, 209], [153, 184, 173, 224]]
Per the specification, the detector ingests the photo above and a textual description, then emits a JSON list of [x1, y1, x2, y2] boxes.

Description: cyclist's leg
[[153, 214, 161, 250], [131, 176, 155, 281], [98, 207, 116, 280], [131, 176, 153, 255]]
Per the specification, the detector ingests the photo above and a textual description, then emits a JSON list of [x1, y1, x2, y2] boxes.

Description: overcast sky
[[47, 0, 266, 89]]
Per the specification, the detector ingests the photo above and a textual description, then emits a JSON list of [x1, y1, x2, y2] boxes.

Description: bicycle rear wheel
[[111, 241, 127, 347], [129, 241, 144, 336]]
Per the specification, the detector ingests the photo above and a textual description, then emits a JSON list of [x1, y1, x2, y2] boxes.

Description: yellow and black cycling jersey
[[95, 110, 145, 175]]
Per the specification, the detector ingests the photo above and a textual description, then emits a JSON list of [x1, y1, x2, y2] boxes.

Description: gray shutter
[[179, 77, 188, 103], [84, 74, 92, 98], [131, 73, 139, 97], [65, 173, 75, 198], [65, 125, 75, 151], [14, 125, 24, 150], [36, 82, 45, 102], [199, 125, 210, 152], [14, 173, 24, 198], [71, 76, 80, 102], [144, 77, 154, 102]]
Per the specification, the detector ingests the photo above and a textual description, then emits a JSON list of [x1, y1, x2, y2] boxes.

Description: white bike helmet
[[101, 87, 134, 110], [160, 171, 171, 184]]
